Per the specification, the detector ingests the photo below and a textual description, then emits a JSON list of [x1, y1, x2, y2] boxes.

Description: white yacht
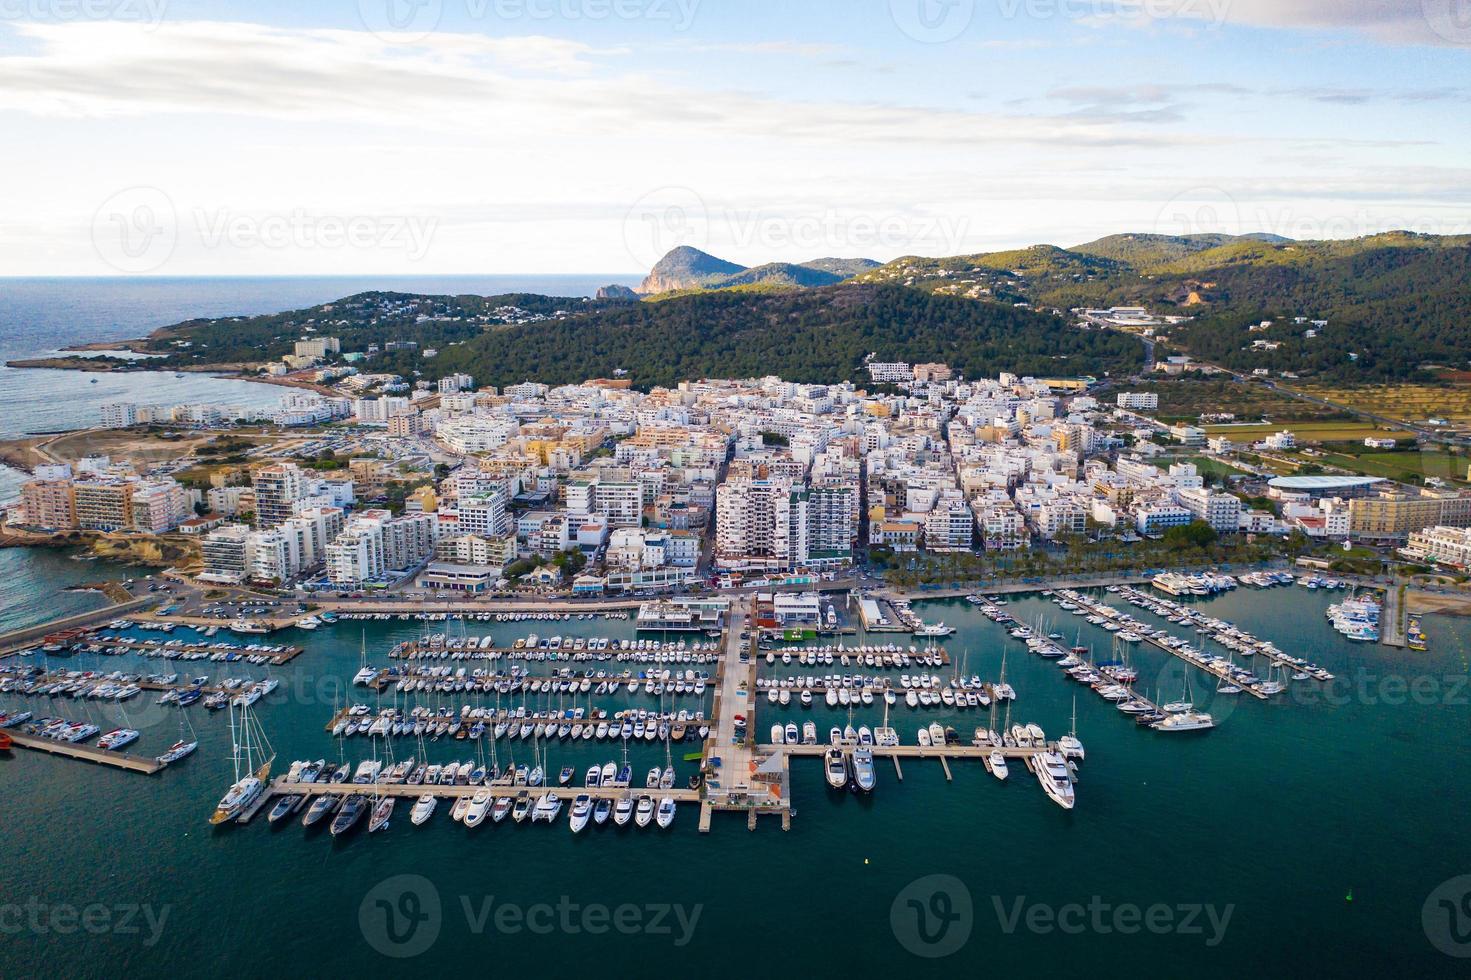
[[1152, 711, 1216, 732], [655, 797, 676, 829], [463, 790, 492, 828], [613, 797, 633, 826], [634, 795, 655, 828], [568, 794, 593, 833], [532, 792, 563, 823], [988, 750, 1008, 781], [410, 795, 438, 826], [823, 747, 849, 789], [1034, 751, 1075, 809]]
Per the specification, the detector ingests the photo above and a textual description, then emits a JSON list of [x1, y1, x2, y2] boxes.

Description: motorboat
[[823, 747, 849, 789], [613, 796, 633, 826], [410, 795, 438, 826], [511, 794, 532, 823], [329, 794, 368, 836], [634, 795, 655, 828], [491, 797, 513, 823], [655, 797, 676, 829], [569, 794, 593, 832], [593, 798, 612, 825], [852, 746, 876, 793], [463, 790, 492, 828], [267, 795, 298, 824], [302, 793, 339, 827], [988, 751, 1008, 780], [1152, 711, 1216, 732], [1034, 751, 1076, 810]]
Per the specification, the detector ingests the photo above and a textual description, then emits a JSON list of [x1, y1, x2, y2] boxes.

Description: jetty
[[4, 730, 164, 774]]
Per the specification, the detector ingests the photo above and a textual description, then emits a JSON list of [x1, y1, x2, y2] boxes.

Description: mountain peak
[[639, 247, 746, 294]]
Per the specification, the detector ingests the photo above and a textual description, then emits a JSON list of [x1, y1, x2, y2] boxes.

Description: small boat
[[770, 723, 785, 745], [463, 790, 492, 828], [593, 798, 612, 825], [368, 796, 395, 833], [852, 746, 876, 793], [823, 747, 848, 789], [329, 794, 368, 836], [988, 751, 1008, 780], [491, 797, 512, 823], [410, 795, 438, 826], [302, 794, 339, 827], [634, 795, 655, 828], [569, 794, 593, 832], [558, 766, 575, 786], [511, 794, 532, 823], [267, 795, 299, 824], [655, 797, 676, 829], [532, 792, 563, 823], [613, 796, 633, 826]]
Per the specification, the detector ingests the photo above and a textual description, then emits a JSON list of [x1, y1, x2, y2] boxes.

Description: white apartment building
[[436, 415, 517, 454], [1116, 392, 1159, 411], [129, 480, 191, 534], [99, 403, 137, 428], [437, 373, 474, 394], [1402, 526, 1471, 569], [252, 463, 305, 529], [1176, 485, 1242, 532], [198, 524, 251, 584], [924, 499, 975, 551], [715, 478, 801, 572]]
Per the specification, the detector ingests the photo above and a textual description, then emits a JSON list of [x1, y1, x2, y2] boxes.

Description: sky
[[1, 0, 1468, 276]]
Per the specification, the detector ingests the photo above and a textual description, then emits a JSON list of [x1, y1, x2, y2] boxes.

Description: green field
[[1319, 450, 1469, 483], [1203, 420, 1412, 443], [1155, 455, 1251, 480]]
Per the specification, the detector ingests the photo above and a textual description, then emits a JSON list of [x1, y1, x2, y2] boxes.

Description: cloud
[[1099, 0, 1471, 47], [0, 20, 1215, 151]]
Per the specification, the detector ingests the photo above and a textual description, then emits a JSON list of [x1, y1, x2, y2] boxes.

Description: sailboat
[[1216, 649, 1243, 695], [157, 708, 198, 764], [1058, 696, 1085, 761], [208, 697, 274, 825]]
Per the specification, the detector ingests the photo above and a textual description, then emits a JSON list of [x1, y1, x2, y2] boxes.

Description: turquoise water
[[2, 586, 1468, 976]]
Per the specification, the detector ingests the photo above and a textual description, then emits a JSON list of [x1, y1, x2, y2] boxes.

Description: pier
[[1062, 592, 1272, 700], [4, 730, 163, 774], [0, 596, 157, 658], [1381, 586, 1407, 649]]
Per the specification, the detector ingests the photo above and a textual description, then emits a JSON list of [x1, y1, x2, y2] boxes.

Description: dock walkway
[[5, 730, 163, 774]]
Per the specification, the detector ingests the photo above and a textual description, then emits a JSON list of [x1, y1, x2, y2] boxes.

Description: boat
[[852, 746, 876, 793], [267, 795, 298, 824], [770, 723, 785, 745], [491, 797, 512, 823], [655, 796, 676, 829], [302, 793, 339, 827], [0, 732, 11, 752], [532, 792, 562, 823], [568, 794, 593, 832], [613, 796, 633, 826], [1058, 697, 1085, 761], [97, 728, 140, 751], [368, 796, 395, 833], [784, 722, 799, 744], [558, 766, 575, 786], [208, 698, 274, 825], [593, 798, 612, 825], [1152, 710, 1216, 732], [823, 747, 848, 789], [463, 790, 492, 828], [330, 794, 369, 836], [1034, 751, 1076, 810], [988, 751, 1008, 781], [511, 794, 532, 823], [410, 795, 438, 826]]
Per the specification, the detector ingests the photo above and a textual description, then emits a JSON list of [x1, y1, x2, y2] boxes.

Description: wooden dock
[[262, 778, 701, 805], [5, 731, 163, 774], [1065, 593, 1271, 700]]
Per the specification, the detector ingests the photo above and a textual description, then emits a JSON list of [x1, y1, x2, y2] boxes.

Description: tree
[[1163, 521, 1220, 550]]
